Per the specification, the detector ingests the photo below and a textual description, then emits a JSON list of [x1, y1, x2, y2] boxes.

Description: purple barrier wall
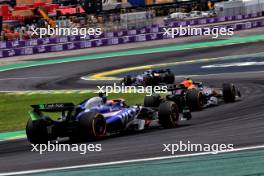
[[0, 42, 6, 49], [1, 19, 264, 58], [0, 12, 263, 50], [165, 12, 263, 27]]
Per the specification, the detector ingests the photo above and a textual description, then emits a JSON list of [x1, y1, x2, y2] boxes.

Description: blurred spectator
[[0, 31, 4, 41], [1, 8, 157, 41]]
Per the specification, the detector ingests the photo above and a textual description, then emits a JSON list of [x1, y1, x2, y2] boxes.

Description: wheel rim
[[232, 86, 236, 98], [92, 116, 106, 137], [170, 104, 179, 123], [198, 93, 204, 107]]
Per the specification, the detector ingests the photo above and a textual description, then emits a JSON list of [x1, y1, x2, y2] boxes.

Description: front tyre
[[158, 101, 179, 128], [222, 83, 236, 102], [186, 89, 204, 111], [79, 112, 107, 141], [123, 75, 133, 86]]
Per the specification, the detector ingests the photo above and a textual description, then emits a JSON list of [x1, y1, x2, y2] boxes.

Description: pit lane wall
[[0, 12, 263, 58]]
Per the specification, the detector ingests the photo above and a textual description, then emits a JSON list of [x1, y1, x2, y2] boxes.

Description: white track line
[[202, 61, 264, 68], [0, 76, 58, 81], [1, 144, 264, 176], [173, 70, 264, 78]]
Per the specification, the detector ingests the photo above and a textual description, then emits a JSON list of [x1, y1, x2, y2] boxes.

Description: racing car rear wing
[[31, 103, 75, 112]]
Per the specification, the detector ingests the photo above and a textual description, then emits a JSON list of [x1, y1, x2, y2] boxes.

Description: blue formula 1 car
[[26, 94, 186, 144], [122, 69, 175, 86]]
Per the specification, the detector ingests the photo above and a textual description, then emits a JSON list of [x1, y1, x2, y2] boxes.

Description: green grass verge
[[0, 93, 145, 133]]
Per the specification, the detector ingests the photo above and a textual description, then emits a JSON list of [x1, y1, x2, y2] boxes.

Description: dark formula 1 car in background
[[122, 69, 175, 86], [26, 94, 188, 144], [144, 79, 241, 112]]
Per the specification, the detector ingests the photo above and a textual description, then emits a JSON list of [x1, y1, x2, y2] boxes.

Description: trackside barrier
[[0, 12, 263, 50], [1, 19, 264, 58]]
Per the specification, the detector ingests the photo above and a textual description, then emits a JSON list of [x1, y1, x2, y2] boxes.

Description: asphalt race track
[[0, 41, 264, 173], [0, 41, 264, 90]]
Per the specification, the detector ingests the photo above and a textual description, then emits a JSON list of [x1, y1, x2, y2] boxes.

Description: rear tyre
[[164, 73, 175, 84], [223, 83, 236, 102], [186, 89, 204, 111], [143, 75, 153, 86], [158, 101, 179, 128], [79, 112, 106, 141], [26, 117, 52, 144], [123, 75, 133, 86], [144, 94, 161, 107]]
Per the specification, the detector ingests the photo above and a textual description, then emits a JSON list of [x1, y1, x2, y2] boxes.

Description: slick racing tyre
[[26, 117, 53, 144], [123, 75, 133, 86], [186, 89, 204, 111], [144, 94, 161, 107], [158, 101, 179, 128], [222, 83, 236, 102], [79, 112, 106, 141], [143, 75, 154, 86], [163, 73, 175, 84]]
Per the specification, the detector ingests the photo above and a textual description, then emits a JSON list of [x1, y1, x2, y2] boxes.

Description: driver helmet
[[144, 70, 152, 75], [180, 78, 193, 88], [99, 92, 107, 103], [84, 97, 104, 109]]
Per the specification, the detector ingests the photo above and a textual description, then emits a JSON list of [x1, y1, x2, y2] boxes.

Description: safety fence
[[0, 12, 263, 58]]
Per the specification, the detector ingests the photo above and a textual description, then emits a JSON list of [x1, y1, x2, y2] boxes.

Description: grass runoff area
[[0, 93, 145, 133]]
